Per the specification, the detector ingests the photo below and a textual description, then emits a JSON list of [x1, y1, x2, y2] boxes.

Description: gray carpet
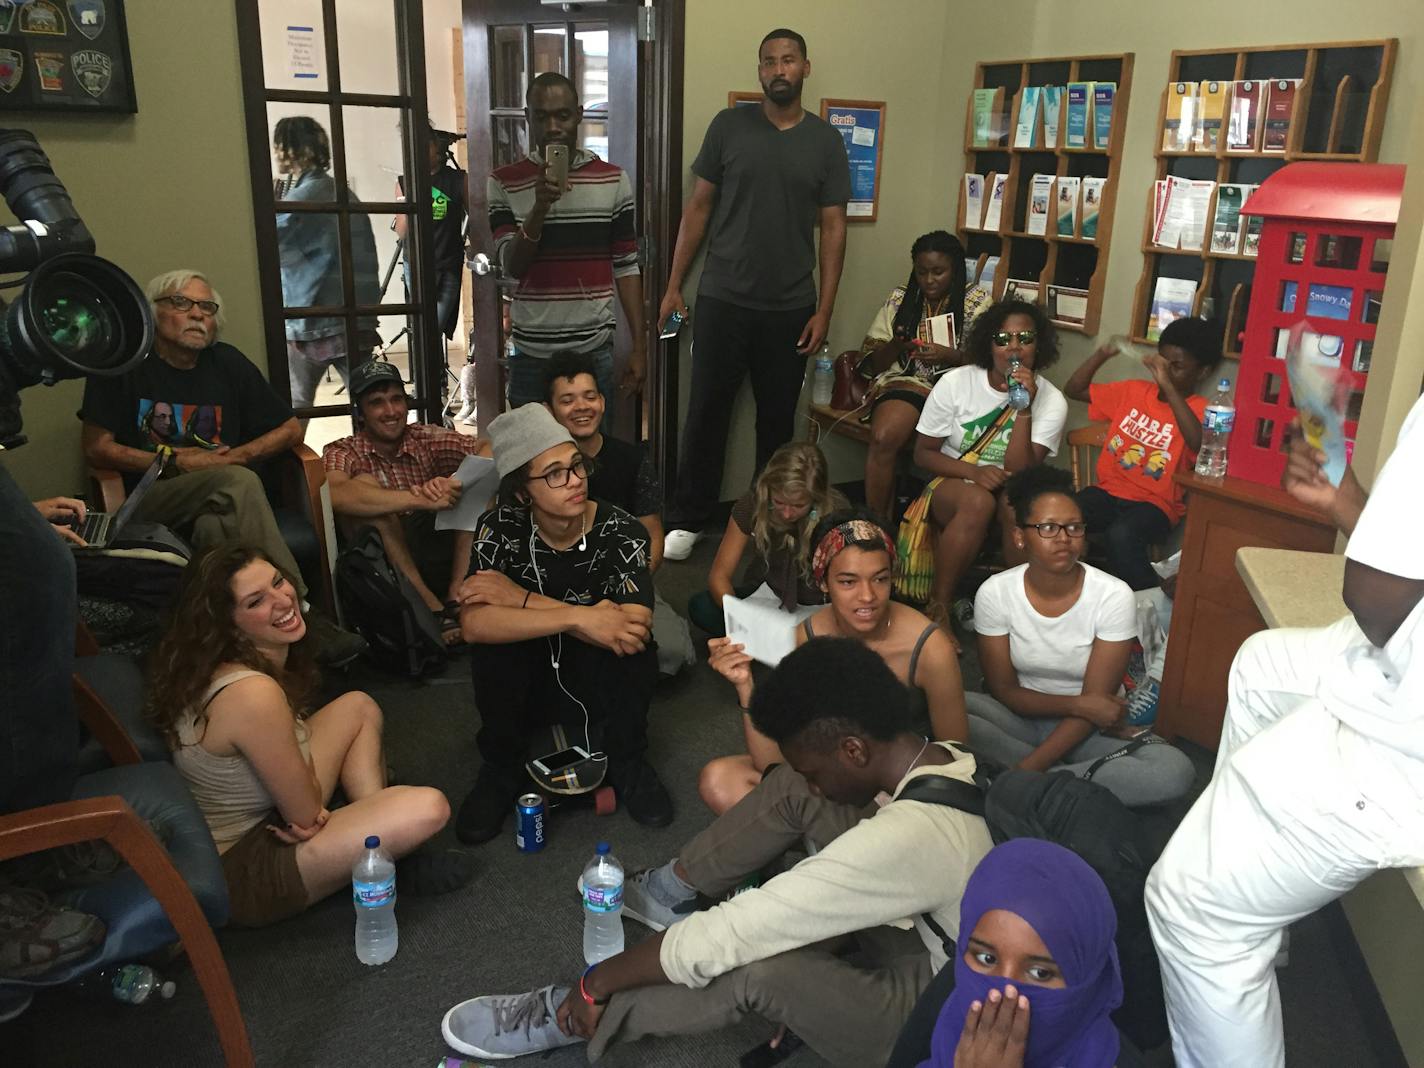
[[5, 533, 1401, 1066]]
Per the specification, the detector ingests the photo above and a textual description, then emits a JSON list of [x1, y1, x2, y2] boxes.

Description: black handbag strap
[[897, 772, 989, 956]]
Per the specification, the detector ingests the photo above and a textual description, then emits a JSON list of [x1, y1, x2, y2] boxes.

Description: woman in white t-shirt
[[911, 300, 1068, 635], [966, 467, 1195, 806]]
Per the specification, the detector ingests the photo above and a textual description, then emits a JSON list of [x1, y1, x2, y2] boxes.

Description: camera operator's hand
[[172, 446, 233, 473], [33, 496, 87, 545]]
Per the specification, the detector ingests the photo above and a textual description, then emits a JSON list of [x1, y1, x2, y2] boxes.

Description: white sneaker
[[663, 529, 702, 562]]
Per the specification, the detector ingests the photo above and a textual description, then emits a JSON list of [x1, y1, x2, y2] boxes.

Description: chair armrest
[[278, 443, 335, 615], [89, 467, 126, 513], [0, 796, 253, 1066], [73, 673, 143, 767]]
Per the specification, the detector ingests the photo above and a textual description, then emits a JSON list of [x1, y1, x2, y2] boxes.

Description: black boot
[[455, 764, 525, 845], [610, 758, 673, 828]]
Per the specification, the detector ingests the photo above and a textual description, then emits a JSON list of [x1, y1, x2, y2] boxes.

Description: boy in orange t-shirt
[[1064, 318, 1223, 589]]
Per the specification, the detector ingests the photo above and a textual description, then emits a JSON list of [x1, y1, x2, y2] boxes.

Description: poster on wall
[[820, 99, 885, 222], [0, 0, 137, 113], [727, 90, 761, 109]]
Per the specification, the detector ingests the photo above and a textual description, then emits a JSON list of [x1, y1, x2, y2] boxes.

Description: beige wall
[[0, 0, 260, 498]]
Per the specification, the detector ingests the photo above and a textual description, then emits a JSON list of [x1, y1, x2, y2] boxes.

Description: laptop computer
[[75, 453, 168, 549]]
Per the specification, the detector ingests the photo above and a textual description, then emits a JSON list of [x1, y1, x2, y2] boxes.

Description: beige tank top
[[172, 669, 312, 852]]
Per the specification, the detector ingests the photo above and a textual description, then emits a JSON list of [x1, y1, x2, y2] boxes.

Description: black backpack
[[899, 765, 1168, 1053], [334, 527, 446, 678]]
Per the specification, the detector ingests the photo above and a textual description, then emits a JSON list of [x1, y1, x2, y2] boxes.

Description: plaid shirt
[[322, 423, 484, 492]]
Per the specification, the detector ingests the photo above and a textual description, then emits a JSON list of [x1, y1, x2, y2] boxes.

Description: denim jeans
[[506, 343, 616, 433], [0, 467, 78, 814]]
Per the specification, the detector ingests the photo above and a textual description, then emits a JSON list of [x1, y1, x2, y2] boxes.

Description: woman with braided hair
[[856, 231, 989, 519], [699, 508, 967, 813]]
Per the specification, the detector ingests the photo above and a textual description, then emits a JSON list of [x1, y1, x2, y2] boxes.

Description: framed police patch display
[[0, 0, 136, 113]]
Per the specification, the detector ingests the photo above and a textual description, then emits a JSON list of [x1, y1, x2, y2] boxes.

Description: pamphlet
[[1065, 81, 1092, 148], [982, 173, 1009, 232], [1147, 277, 1197, 341], [1026, 173, 1053, 235], [1079, 177, 1106, 240], [1041, 86, 1064, 148], [434, 455, 503, 532], [1014, 86, 1042, 149], [1210, 184, 1250, 254], [722, 587, 817, 667], [1092, 83, 1116, 149], [1055, 176, 1080, 237], [963, 174, 985, 230]]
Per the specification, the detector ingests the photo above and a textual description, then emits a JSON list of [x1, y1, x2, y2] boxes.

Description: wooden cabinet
[[1155, 471, 1336, 749]]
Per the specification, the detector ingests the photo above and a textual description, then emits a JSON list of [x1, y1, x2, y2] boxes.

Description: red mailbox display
[[1228, 162, 1404, 486]]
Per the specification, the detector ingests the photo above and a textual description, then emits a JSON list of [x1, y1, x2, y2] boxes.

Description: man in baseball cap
[[451, 403, 673, 843], [322, 361, 490, 643]]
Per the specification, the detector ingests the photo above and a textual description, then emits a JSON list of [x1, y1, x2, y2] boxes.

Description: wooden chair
[[0, 662, 253, 1066], [1068, 420, 1110, 491], [90, 444, 335, 615]]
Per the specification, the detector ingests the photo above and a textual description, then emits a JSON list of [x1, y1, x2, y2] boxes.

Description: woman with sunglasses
[[965, 466, 1195, 806], [700, 508, 967, 813], [453, 405, 673, 844], [908, 301, 1068, 645]]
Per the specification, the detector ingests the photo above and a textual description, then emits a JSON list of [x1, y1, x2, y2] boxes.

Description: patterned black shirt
[[468, 500, 653, 610]]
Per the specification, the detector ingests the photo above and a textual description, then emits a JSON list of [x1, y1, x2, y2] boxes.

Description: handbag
[[829, 350, 869, 411]]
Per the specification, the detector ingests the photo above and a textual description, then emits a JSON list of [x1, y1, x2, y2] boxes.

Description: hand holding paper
[[433, 454, 502, 531]]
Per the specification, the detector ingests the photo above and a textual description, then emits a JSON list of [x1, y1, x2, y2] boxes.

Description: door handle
[[466, 251, 493, 277]]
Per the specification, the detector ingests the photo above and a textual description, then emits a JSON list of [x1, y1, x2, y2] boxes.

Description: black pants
[[667, 295, 814, 531], [1076, 486, 1173, 592], [469, 634, 656, 772]]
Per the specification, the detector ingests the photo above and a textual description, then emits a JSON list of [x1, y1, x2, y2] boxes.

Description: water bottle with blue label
[[353, 834, 398, 965], [1194, 378, 1235, 481], [581, 841, 625, 964], [811, 344, 834, 407], [1006, 355, 1032, 411]]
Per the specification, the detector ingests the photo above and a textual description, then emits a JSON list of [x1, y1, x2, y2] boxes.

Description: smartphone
[[544, 143, 570, 188], [531, 745, 590, 776], [658, 310, 685, 340]]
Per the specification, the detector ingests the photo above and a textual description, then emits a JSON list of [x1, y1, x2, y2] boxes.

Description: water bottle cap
[[365, 835, 380, 848], [596, 841, 611, 855], [1218, 378, 1231, 388]]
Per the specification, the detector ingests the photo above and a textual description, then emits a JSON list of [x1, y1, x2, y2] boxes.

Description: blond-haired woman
[[686, 441, 847, 637]]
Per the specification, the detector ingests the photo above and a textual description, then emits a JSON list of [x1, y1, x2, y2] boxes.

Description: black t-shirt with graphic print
[[468, 500, 653, 611], [78, 342, 294, 490]]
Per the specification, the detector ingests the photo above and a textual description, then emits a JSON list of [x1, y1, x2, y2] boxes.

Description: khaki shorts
[[220, 811, 309, 927]]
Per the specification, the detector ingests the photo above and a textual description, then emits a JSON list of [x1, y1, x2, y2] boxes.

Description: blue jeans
[[506, 343, 616, 433], [0, 467, 78, 814]]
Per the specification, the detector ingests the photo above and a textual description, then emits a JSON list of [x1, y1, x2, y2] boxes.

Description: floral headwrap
[[811, 519, 897, 587]]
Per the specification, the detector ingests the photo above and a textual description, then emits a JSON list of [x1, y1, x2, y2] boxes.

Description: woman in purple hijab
[[921, 838, 1123, 1068]]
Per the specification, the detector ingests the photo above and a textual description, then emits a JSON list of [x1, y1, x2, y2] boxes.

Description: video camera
[[0, 129, 152, 449]]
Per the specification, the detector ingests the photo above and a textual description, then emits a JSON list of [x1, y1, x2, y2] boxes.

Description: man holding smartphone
[[489, 72, 645, 428], [660, 29, 851, 562]]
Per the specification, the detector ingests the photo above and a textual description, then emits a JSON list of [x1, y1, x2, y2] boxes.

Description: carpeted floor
[[6, 532, 1403, 1066]]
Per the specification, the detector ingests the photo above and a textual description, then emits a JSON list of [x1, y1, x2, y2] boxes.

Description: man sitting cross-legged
[[543, 350, 695, 675], [322, 361, 490, 643], [441, 637, 994, 1067]]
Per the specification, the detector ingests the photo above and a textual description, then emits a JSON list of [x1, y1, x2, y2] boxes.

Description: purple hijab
[[923, 839, 1122, 1068]]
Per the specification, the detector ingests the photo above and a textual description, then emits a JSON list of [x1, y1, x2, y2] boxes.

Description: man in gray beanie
[[452, 404, 672, 841]]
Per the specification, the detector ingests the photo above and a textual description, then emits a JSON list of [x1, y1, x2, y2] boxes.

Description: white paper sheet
[[433, 454, 502, 532], [723, 586, 819, 667]]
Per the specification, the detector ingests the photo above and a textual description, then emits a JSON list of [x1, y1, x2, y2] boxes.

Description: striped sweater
[[488, 148, 639, 357]]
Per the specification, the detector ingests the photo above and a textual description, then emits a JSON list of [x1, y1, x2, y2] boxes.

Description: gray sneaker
[[442, 984, 583, 1060], [621, 868, 698, 933]]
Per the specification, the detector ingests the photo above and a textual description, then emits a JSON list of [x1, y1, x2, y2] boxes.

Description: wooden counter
[[1154, 471, 1336, 749]]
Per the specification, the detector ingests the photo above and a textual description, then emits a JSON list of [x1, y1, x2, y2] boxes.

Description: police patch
[[68, 0, 105, 41], [0, 3, 16, 36], [71, 48, 110, 99], [0, 50, 21, 94], [18, 0, 65, 36]]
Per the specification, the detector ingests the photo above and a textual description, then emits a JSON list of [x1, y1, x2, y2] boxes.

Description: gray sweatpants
[[965, 691, 1195, 807], [587, 765, 933, 1067]]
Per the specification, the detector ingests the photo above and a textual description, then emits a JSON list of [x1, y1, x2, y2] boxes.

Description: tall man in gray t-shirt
[[659, 29, 851, 561]]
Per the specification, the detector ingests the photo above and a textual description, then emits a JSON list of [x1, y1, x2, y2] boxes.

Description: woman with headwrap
[[700, 508, 967, 813], [918, 837, 1138, 1068]]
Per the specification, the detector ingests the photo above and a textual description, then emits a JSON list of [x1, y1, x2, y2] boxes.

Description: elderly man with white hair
[[78, 268, 365, 665]]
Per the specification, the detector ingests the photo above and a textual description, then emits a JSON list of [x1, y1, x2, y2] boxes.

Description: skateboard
[[526, 724, 616, 816]]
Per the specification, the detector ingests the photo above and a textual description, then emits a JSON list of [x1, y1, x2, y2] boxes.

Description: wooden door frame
[[462, 0, 685, 478]]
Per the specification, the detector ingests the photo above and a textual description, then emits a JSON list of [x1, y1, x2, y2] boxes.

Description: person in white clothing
[[965, 466, 1196, 807], [911, 299, 1068, 635], [1146, 398, 1424, 1068]]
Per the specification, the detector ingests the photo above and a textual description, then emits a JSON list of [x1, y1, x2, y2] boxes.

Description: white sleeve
[[1346, 393, 1424, 580], [974, 573, 1011, 636], [1094, 573, 1140, 642], [1028, 386, 1069, 458], [916, 373, 960, 439]]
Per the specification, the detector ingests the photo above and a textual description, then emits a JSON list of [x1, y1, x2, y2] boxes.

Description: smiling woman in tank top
[[700, 509, 968, 813]]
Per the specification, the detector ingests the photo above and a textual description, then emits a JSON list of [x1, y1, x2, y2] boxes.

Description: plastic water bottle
[[581, 841, 625, 964], [353, 834, 398, 966], [1006, 355, 1031, 410], [811, 344, 834, 406], [1194, 377, 1235, 481], [74, 963, 175, 1004]]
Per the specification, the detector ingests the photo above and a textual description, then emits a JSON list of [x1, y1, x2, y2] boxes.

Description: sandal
[[438, 602, 466, 649]]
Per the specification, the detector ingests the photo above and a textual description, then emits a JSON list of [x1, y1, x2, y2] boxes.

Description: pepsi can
[[516, 792, 546, 852]]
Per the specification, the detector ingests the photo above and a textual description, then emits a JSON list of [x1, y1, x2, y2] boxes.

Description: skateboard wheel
[[594, 786, 617, 815]]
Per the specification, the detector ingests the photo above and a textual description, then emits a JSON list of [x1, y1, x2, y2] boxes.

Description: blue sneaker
[[1125, 678, 1160, 727], [442, 985, 583, 1059]]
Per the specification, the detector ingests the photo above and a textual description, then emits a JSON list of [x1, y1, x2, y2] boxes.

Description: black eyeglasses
[[1024, 521, 1087, 539], [527, 456, 588, 488], [992, 330, 1036, 346], [158, 294, 220, 316]]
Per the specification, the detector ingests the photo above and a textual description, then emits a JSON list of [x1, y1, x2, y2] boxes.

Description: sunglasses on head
[[992, 330, 1037, 346]]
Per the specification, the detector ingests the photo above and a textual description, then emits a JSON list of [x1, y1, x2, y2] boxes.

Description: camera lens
[[33, 270, 118, 366]]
